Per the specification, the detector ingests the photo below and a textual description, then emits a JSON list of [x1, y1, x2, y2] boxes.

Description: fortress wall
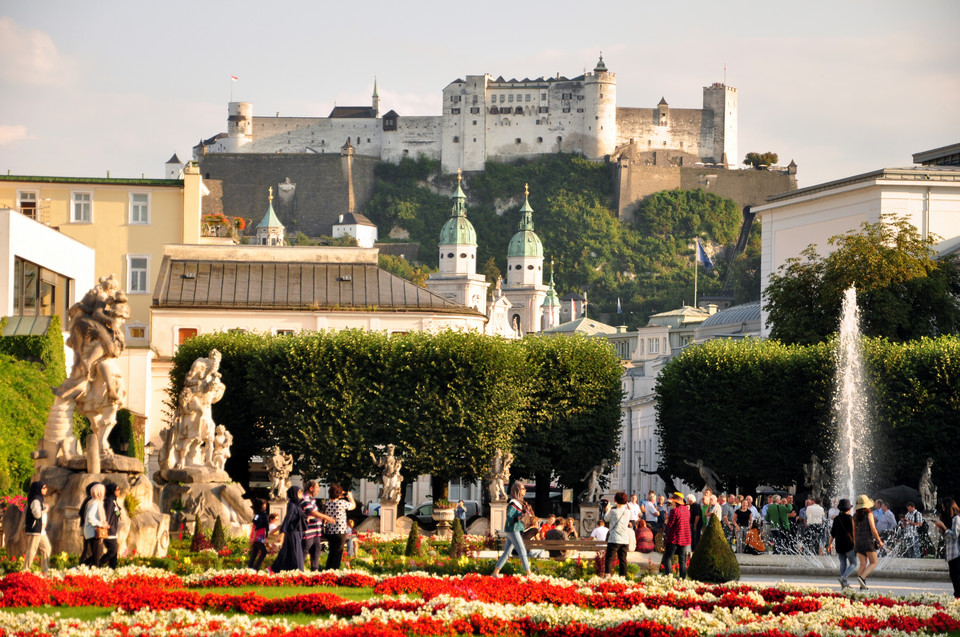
[[616, 163, 797, 222], [197, 154, 379, 237], [616, 107, 704, 157], [382, 116, 443, 164], [247, 117, 384, 156]]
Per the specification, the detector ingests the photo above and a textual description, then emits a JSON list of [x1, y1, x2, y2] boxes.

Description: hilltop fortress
[[194, 56, 795, 235], [196, 56, 736, 174]]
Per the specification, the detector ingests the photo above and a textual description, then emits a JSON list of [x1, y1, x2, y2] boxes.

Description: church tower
[[503, 184, 547, 334], [426, 170, 489, 314], [371, 77, 380, 118], [256, 187, 285, 246], [540, 260, 561, 331]]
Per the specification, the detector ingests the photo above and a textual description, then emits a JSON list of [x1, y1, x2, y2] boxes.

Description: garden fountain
[[833, 286, 872, 503]]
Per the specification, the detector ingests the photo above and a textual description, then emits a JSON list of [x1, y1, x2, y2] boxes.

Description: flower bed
[[0, 568, 957, 636]]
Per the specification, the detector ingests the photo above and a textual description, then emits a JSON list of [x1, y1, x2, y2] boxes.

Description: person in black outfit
[[99, 483, 123, 568], [271, 486, 307, 572], [688, 494, 704, 550], [248, 499, 270, 571], [830, 498, 858, 589]]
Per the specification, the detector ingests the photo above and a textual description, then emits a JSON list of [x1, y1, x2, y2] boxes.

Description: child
[[345, 519, 357, 557], [248, 499, 271, 570]]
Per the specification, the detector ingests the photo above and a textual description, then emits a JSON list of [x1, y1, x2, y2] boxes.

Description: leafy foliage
[[211, 515, 227, 551], [404, 521, 420, 557], [0, 315, 66, 495], [512, 335, 625, 515], [170, 330, 618, 497], [362, 156, 747, 327], [656, 336, 960, 499], [743, 152, 779, 169], [764, 217, 960, 345], [448, 518, 466, 558], [688, 515, 740, 582], [377, 253, 433, 287]]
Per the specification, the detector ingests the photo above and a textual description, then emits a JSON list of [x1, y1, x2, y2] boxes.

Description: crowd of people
[[16, 477, 960, 597]]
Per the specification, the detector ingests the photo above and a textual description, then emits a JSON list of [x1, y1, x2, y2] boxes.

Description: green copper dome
[[257, 187, 284, 229], [507, 191, 543, 258], [438, 179, 477, 246]]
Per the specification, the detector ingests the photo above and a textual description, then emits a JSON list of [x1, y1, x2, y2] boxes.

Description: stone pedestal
[[156, 467, 253, 537], [579, 502, 601, 538], [379, 503, 398, 534], [489, 501, 507, 535], [433, 507, 455, 539]]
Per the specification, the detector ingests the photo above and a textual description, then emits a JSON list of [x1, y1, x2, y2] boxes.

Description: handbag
[[95, 526, 109, 540]]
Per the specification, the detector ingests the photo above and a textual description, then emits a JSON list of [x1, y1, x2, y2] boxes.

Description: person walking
[[321, 483, 355, 571], [302, 481, 335, 571], [491, 482, 532, 577], [77, 482, 100, 566], [22, 481, 51, 574], [99, 483, 123, 568], [902, 501, 923, 559], [272, 486, 307, 572], [660, 492, 691, 578], [248, 498, 270, 571], [82, 483, 108, 568], [733, 497, 753, 554], [854, 494, 884, 590], [603, 491, 633, 577], [828, 498, 857, 589], [933, 497, 960, 598]]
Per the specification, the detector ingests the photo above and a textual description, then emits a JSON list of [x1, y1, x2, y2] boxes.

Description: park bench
[[498, 532, 607, 558]]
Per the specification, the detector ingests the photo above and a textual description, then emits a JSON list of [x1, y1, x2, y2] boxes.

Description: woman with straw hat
[[853, 494, 884, 590]]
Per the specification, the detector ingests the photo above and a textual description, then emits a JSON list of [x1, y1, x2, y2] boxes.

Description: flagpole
[[694, 238, 699, 309]]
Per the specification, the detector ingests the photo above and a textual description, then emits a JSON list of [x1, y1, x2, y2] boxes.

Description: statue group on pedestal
[[158, 350, 228, 471], [486, 449, 512, 502], [371, 444, 403, 505], [266, 446, 294, 501]]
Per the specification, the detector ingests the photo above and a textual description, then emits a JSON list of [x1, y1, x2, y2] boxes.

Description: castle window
[[473, 138, 476, 142], [562, 107, 570, 113], [447, 253, 454, 258], [508, 94, 514, 102], [490, 107, 499, 114], [451, 108, 460, 114], [557, 136, 562, 143], [472, 95, 478, 104], [525, 94, 531, 102], [541, 93, 546, 100], [472, 120, 477, 125], [578, 95, 584, 100], [538, 106, 548, 113], [453, 136, 459, 143], [577, 107, 584, 113], [515, 106, 523, 114], [470, 107, 480, 114], [460, 253, 467, 258], [537, 137, 543, 143], [527, 265, 534, 270], [499, 95, 505, 103], [515, 138, 521, 144]]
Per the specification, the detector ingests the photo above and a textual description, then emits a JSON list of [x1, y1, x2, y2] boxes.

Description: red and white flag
[[231, 75, 238, 81]]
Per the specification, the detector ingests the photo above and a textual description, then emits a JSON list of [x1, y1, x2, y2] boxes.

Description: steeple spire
[[518, 182, 534, 231]]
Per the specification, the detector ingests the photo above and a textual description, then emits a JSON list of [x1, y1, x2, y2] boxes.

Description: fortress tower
[[702, 84, 737, 167], [225, 102, 253, 152], [583, 55, 617, 160]]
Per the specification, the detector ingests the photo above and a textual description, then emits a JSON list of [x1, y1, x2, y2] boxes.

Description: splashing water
[[833, 287, 871, 503]]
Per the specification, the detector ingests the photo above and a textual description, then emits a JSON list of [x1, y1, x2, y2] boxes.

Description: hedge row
[[656, 336, 960, 499]]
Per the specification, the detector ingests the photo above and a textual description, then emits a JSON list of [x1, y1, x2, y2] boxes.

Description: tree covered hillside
[[363, 155, 759, 328]]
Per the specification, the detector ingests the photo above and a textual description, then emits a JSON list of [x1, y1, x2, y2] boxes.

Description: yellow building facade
[[0, 165, 206, 345]]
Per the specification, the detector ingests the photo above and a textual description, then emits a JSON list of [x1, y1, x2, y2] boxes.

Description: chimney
[[707, 304, 718, 315]]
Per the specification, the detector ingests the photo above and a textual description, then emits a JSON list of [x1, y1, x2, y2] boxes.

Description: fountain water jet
[[832, 287, 872, 503]]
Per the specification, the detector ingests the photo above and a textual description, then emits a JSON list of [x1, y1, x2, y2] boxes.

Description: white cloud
[[0, 125, 29, 145], [0, 17, 74, 86]]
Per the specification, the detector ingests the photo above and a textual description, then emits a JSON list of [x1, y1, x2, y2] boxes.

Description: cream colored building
[[754, 160, 960, 336], [0, 166, 207, 347]]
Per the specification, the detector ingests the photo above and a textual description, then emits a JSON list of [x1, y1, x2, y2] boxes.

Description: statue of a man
[[919, 457, 937, 513], [684, 458, 721, 493], [266, 446, 293, 500], [803, 453, 825, 501], [581, 460, 607, 503], [370, 444, 403, 505]]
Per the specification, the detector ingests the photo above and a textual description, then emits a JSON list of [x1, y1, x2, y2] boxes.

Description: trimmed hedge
[[688, 514, 740, 583], [656, 336, 960, 499]]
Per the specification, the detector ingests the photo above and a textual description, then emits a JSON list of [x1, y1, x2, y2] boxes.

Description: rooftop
[[762, 166, 960, 205]]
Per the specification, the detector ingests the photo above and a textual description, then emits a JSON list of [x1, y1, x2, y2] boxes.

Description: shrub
[[190, 517, 211, 552], [123, 493, 140, 518], [448, 518, 465, 558], [211, 515, 227, 551], [687, 515, 740, 583], [404, 521, 420, 557]]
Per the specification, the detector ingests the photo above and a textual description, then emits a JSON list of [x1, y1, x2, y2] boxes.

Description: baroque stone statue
[[486, 449, 512, 502], [211, 424, 233, 472], [370, 444, 403, 505], [803, 453, 825, 501], [580, 460, 608, 503], [684, 458, 721, 493], [44, 275, 130, 474], [266, 446, 294, 500], [158, 350, 226, 470], [919, 457, 937, 513]]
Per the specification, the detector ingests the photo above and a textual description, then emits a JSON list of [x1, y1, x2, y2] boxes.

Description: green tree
[[743, 152, 779, 169], [378, 253, 433, 287], [512, 335, 624, 515], [764, 216, 960, 345]]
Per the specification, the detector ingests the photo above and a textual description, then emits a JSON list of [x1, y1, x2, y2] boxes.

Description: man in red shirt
[[660, 492, 691, 578]]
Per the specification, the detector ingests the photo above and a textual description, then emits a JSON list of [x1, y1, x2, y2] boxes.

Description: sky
[[1, 1, 958, 188]]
